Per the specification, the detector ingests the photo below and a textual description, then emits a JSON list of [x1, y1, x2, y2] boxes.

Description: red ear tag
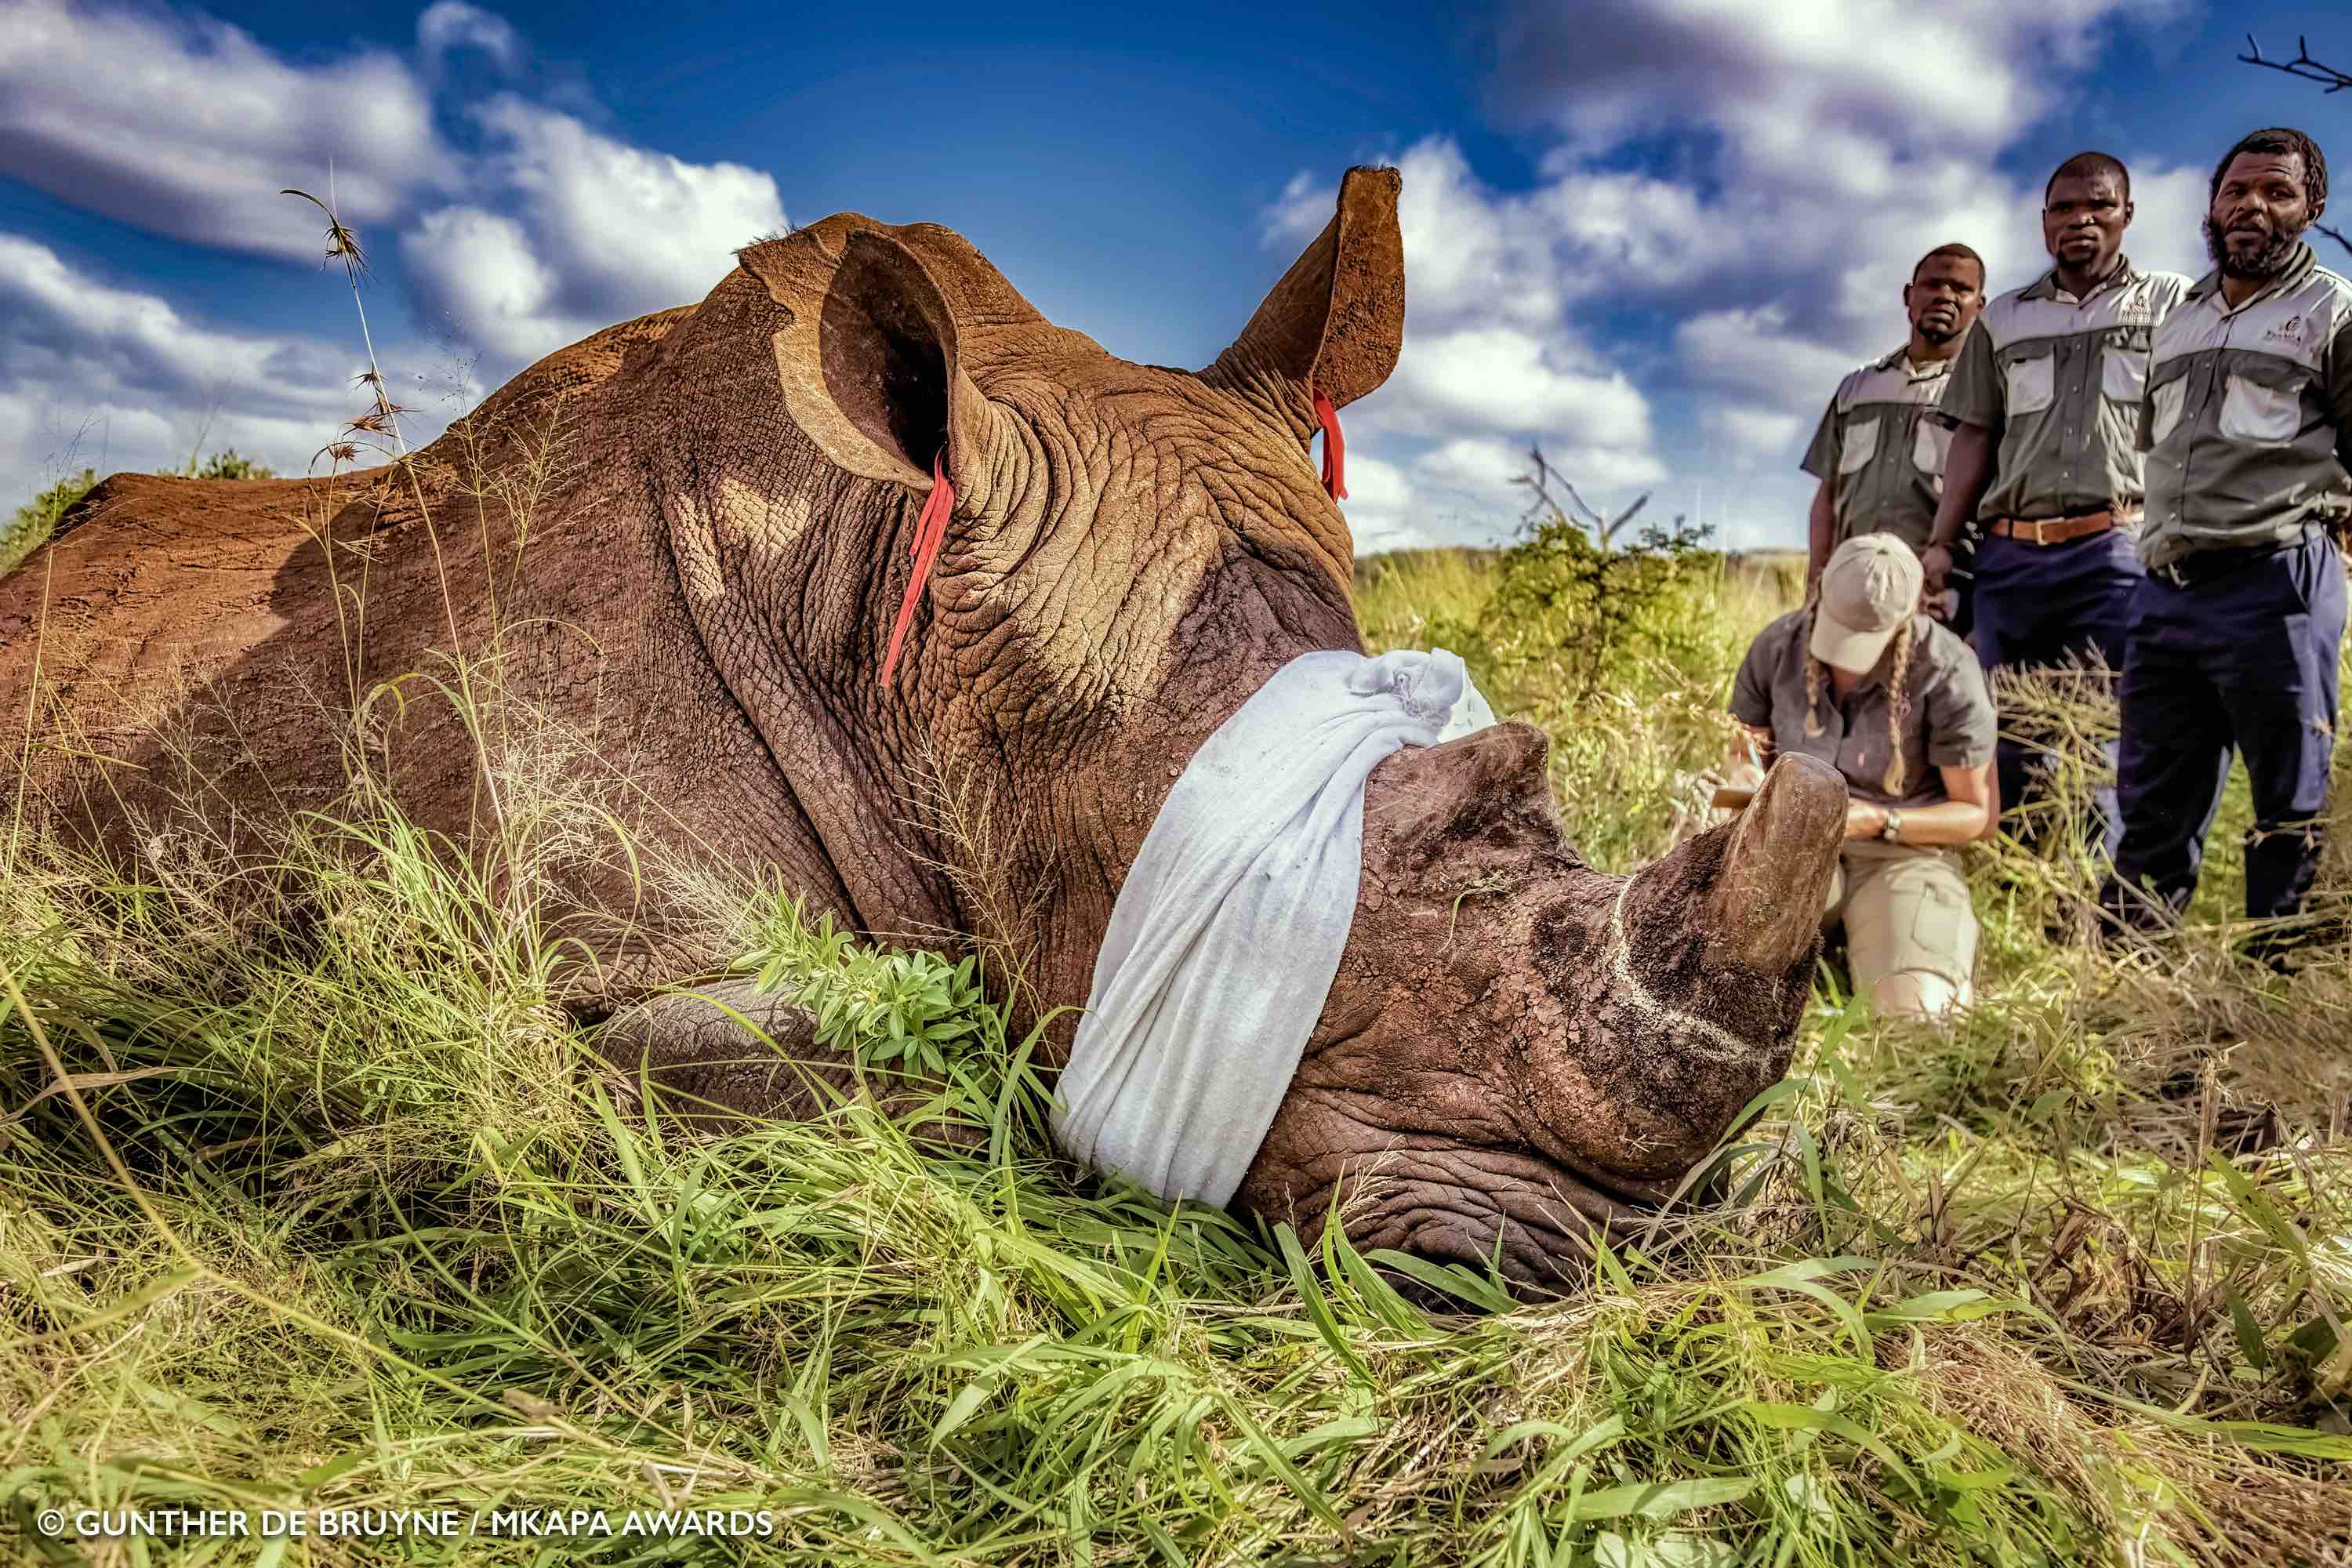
[[1313, 390, 1346, 501], [879, 450, 955, 690]]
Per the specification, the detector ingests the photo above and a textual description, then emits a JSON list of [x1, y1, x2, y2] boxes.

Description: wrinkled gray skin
[[1, 166, 1847, 1288]]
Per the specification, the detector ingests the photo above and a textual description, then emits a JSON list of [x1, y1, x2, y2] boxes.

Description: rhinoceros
[[0, 166, 1846, 1285]]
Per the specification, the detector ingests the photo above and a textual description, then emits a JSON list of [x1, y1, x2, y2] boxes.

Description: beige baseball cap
[[1810, 533, 1923, 671]]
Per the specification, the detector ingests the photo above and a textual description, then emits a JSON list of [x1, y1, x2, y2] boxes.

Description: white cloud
[[1327, 453, 1436, 551], [0, 234, 431, 503], [1412, 435, 1665, 532], [1702, 405, 1806, 470], [1276, 140, 1674, 550], [1371, 328, 1653, 448], [1299, 0, 2219, 551], [1489, 0, 2183, 163], [0, 0, 442, 262], [1675, 307, 1860, 408], [400, 97, 786, 375], [2121, 165, 2214, 281], [400, 205, 593, 365], [418, 0, 522, 71], [0, 1, 792, 497]]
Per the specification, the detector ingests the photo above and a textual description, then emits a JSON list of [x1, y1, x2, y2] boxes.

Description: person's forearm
[[1725, 724, 1771, 779], [1873, 797, 1989, 844], [1806, 483, 1835, 586], [1927, 424, 1992, 548]]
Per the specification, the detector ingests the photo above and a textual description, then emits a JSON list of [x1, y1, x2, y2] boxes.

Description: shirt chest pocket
[[2220, 375, 2302, 442], [2003, 352, 2055, 416], [2150, 376, 2188, 446], [1838, 415, 1881, 474], [1911, 416, 1953, 482], [2099, 326, 2151, 401]]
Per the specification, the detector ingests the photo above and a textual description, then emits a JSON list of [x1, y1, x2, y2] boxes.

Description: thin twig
[[2239, 33, 2352, 93]]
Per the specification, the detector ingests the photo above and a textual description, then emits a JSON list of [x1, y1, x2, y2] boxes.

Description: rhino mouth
[[1250, 1087, 1663, 1289]]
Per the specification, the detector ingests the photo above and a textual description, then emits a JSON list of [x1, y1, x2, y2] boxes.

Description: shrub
[[1431, 447, 1722, 711], [162, 448, 276, 481], [1, 468, 96, 575]]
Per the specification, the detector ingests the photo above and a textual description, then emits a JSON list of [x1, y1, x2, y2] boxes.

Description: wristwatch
[[1879, 809, 1904, 844]]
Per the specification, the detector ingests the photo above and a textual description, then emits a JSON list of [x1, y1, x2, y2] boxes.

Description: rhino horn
[[1693, 753, 1847, 976], [1612, 752, 1846, 1039]]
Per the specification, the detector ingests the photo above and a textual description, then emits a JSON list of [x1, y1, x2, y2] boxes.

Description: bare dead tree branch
[[1513, 442, 1655, 546], [2240, 33, 2352, 93], [1600, 493, 1649, 545]]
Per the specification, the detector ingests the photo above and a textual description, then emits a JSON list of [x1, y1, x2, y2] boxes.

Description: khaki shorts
[[1822, 840, 1978, 996]]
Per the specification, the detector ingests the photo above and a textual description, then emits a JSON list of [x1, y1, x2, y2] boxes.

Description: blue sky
[[4, 0, 2351, 551]]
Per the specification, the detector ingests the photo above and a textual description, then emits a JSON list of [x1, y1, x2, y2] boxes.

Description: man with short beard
[[1923, 153, 2193, 851], [1802, 245, 1987, 633], [2105, 128, 2352, 953]]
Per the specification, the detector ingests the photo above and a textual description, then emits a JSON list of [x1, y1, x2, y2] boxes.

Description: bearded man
[[2105, 127, 2352, 955]]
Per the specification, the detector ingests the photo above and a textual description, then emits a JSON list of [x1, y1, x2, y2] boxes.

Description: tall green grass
[[4, 536, 2347, 1565], [5, 201, 2347, 1555]]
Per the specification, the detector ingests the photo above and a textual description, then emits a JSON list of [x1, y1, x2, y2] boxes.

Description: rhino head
[[631, 166, 1848, 1283], [0, 146, 1843, 1286], [1238, 731, 1844, 1284]]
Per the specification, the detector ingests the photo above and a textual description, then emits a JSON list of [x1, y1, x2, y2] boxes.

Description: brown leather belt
[[1987, 509, 2138, 545]]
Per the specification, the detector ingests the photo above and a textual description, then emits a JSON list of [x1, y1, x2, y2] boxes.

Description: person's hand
[[1723, 760, 1765, 792], [1844, 800, 1890, 841], [1920, 542, 1953, 600]]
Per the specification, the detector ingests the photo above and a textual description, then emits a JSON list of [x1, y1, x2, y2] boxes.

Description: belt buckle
[[2157, 560, 2190, 589], [2026, 518, 2051, 545]]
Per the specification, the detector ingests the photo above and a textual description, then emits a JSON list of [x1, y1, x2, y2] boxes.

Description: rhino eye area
[[822, 244, 948, 471]]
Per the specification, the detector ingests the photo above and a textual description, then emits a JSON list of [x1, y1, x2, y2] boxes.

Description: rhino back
[[0, 305, 815, 944]]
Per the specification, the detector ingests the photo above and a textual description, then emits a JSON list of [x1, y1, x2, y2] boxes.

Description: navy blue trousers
[[2111, 530, 2346, 924], [1970, 528, 2144, 852]]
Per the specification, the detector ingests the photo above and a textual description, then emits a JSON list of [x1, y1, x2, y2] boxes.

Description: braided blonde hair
[[1801, 593, 1919, 795]]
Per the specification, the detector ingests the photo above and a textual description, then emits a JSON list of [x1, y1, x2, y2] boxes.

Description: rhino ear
[[745, 226, 994, 496], [1203, 164, 1405, 416]]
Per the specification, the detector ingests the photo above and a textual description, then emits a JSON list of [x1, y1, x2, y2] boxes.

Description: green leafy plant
[[160, 448, 277, 481], [736, 895, 991, 1080], [0, 467, 96, 575], [1456, 445, 1722, 707]]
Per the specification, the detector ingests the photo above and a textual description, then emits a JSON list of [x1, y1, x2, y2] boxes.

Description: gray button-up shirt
[[2138, 241, 2352, 570], [1730, 611, 1997, 809], [1800, 347, 1958, 552], [1944, 258, 2193, 521]]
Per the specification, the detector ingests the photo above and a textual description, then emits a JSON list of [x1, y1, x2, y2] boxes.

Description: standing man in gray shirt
[[2105, 128, 2351, 952], [1921, 153, 2194, 851], [1802, 245, 1988, 628]]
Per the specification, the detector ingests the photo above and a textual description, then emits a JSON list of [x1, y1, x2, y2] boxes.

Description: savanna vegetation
[[3, 191, 2350, 1560], [5, 441, 2348, 1563]]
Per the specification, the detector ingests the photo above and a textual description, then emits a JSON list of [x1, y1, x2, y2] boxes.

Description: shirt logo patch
[[2267, 314, 2306, 344]]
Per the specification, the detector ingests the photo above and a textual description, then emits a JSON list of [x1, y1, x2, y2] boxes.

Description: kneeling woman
[[1726, 534, 1998, 1018]]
